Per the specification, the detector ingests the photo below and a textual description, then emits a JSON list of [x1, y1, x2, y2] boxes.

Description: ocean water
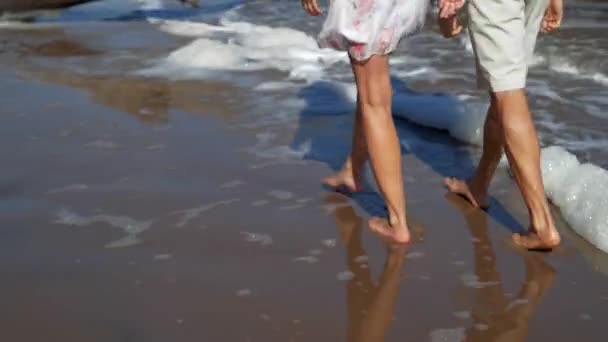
[[1, 0, 607, 251]]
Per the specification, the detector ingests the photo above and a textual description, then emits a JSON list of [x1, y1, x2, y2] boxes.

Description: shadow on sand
[[290, 77, 524, 234]]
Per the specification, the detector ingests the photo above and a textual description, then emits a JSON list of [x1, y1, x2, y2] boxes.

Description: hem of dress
[[349, 50, 393, 62]]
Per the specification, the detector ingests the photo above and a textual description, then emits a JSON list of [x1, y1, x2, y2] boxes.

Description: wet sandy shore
[[1, 63, 608, 342]]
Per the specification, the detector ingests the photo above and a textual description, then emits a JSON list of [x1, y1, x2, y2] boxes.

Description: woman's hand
[[302, 0, 322, 16], [438, 0, 465, 19]]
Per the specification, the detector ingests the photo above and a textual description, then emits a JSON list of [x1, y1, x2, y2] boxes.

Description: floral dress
[[318, 0, 429, 61]]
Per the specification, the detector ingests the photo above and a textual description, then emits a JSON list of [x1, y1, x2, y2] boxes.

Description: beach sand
[[1, 63, 608, 341]]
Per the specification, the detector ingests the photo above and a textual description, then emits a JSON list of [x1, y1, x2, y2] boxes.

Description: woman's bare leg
[[351, 54, 409, 244], [323, 98, 368, 192], [324, 57, 370, 192]]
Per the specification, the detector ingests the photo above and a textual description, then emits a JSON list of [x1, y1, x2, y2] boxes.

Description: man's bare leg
[[445, 95, 503, 209], [494, 90, 560, 249]]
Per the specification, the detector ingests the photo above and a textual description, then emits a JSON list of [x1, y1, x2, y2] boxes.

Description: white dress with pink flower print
[[318, 0, 429, 61]]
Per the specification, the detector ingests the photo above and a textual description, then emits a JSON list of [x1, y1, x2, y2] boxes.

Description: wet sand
[[1, 63, 608, 342]]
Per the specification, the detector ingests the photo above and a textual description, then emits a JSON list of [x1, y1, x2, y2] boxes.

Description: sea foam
[[541, 146, 608, 253], [142, 19, 346, 81]]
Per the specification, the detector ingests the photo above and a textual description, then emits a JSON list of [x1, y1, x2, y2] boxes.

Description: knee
[[358, 95, 391, 119], [490, 89, 525, 106], [490, 89, 530, 132]]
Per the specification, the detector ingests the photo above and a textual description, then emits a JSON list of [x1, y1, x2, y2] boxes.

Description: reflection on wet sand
[[325, 193, 406, 342], [23, 67, 244, 124], [4, 27, 245, 124], [447, 195, 557, 342]]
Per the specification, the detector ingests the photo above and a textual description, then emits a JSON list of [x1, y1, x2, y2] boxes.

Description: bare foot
[[368, 217, 410, 244], [513, 230, 560, 251], [444, 177, 489, 210], [323, 168, 361, 193]]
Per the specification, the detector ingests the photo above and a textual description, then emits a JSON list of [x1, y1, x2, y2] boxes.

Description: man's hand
[[302, 0, 322, 16], [438, 0, 465, 19], [541, 0, 563, 33]]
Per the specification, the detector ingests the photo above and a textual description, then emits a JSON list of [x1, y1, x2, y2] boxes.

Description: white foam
[[172, 199, 240, 227], [331, 81, 486, 145], [293, 256, 318, 264], [54, 208, 153, 248], [460, 273, 500, 289], [321, 238, 337, 247], [540, 146, 608, 253], [155, 20, 231, 37], [505, 298, 529, 311], [546, 59, 608, 86], [405, 251, 426, 259], [135, 0, 163, 10], [474, 324, 489, 331], [245, 133, 311, 167], [254, 81, 297, 92], [220, 180, 246, 189], [144, 19, 347, 81], [47, 184, 89, 194], [452, 311, 471, 320], [268, 190, 294, 201], [280, 204, 305, 211], [85, 140, 121, 149], [236, 288, 252, 297], [354, 255, 369, 264], [430, 327, 466, 342], [154, 253, 172, 260], [336, 271, 355, 281], [251, 200, 269, 207], [241, 231, 273, 246]]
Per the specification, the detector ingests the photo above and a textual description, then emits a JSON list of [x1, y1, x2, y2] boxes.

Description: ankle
[[388, 211, 407, 230], [468, 178, 488, 197], [530, 212, 560, 243]]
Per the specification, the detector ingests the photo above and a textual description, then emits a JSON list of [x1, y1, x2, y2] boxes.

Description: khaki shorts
[[467, 0, 549, 92]]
